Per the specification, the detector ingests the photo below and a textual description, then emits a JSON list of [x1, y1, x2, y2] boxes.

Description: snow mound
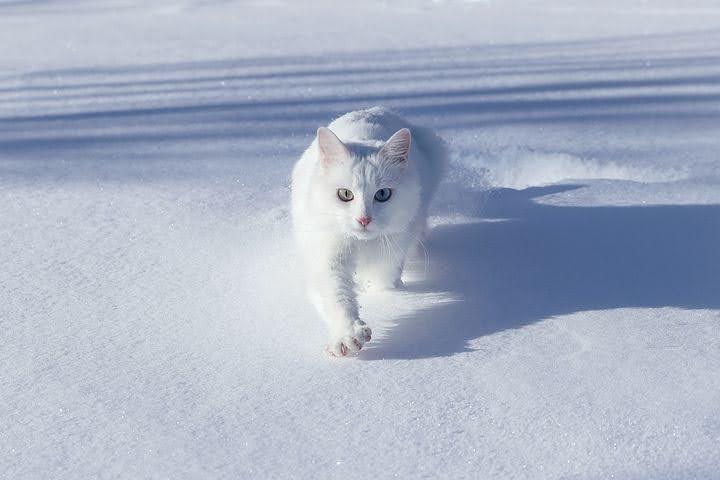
[[478, 146, 688, 189]]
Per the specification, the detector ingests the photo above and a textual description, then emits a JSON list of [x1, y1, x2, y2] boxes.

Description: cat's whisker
[[385, 235, 397, 264], [413, 236, 430, 278], [379, 234, 391, 264], [390, 235, 404, 267], [384, 233, 403, 270]]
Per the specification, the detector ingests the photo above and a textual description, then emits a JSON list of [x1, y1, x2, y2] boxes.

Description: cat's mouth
[[351, 229, 379, 240]]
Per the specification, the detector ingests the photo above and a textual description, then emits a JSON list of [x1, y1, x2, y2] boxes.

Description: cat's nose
[[357, 216, 372, 227]]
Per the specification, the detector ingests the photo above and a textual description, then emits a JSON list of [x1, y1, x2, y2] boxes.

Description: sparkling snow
[[2, 1, 719, 478]]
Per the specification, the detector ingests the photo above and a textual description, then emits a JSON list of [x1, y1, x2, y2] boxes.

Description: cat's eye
[[374, 188, 392, 202], [337, 188, 354, 202]]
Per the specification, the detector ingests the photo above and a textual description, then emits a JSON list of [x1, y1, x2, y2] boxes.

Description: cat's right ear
[[317, 127, 350, 167]]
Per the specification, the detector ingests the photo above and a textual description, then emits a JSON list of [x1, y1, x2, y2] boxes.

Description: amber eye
[[337, 188, 354, 202], [374, 188, 392, 202]]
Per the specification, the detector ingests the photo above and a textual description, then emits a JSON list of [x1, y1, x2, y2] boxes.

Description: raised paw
[[325, 321, 372, 357]]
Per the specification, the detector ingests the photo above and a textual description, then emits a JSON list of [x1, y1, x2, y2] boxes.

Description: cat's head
[[314, 126, 421, 240]]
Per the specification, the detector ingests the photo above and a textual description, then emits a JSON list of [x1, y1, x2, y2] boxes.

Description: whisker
[[384, 233, 403, 271], [413, 236, 430, 278], [382, 234, 391, 264]]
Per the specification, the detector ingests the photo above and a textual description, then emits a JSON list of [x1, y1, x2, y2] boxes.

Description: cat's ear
[[317, 127, 350, 167], [379, 128, 411, 167]]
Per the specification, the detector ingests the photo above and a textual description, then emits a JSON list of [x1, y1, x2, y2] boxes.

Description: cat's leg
[[356, 232, 414, 290], [361, 213, 429, 290], [302, 236, 372, 356]]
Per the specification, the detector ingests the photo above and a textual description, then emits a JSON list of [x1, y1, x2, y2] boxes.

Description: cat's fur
[[291, 107, 447, 356]]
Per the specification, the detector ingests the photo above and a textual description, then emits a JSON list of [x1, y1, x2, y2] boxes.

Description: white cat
[[291, 107, 447, 357]]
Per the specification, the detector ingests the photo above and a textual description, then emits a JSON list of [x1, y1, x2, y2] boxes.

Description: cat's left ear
[[317, 127, 350, 167], [379, 128, 411, 167]]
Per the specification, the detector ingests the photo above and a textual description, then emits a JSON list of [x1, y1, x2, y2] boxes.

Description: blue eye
[[374, 188, 392, 202]]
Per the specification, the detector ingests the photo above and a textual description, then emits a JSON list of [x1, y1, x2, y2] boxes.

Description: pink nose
[[357, 216, 372, 227]]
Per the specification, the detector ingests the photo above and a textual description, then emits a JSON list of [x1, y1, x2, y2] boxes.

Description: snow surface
[[2, 1, 720, 478]]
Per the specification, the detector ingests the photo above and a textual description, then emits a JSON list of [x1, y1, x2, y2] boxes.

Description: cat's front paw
[[325, 321, 372, 357]]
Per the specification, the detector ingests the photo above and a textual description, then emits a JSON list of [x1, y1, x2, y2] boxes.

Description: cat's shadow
[[359, 184, 720, 360]]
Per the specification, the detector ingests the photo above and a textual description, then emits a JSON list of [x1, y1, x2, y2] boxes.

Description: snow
[[1, 1, 719, 478]]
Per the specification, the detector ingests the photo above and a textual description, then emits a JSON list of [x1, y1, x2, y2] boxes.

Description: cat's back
[[335, 107, 447, 199], [327, 107, 409, 144], [293, 107, 406, 189]]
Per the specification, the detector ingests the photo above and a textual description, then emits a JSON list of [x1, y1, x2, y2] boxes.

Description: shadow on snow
[[360, 185, 720, 360]]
